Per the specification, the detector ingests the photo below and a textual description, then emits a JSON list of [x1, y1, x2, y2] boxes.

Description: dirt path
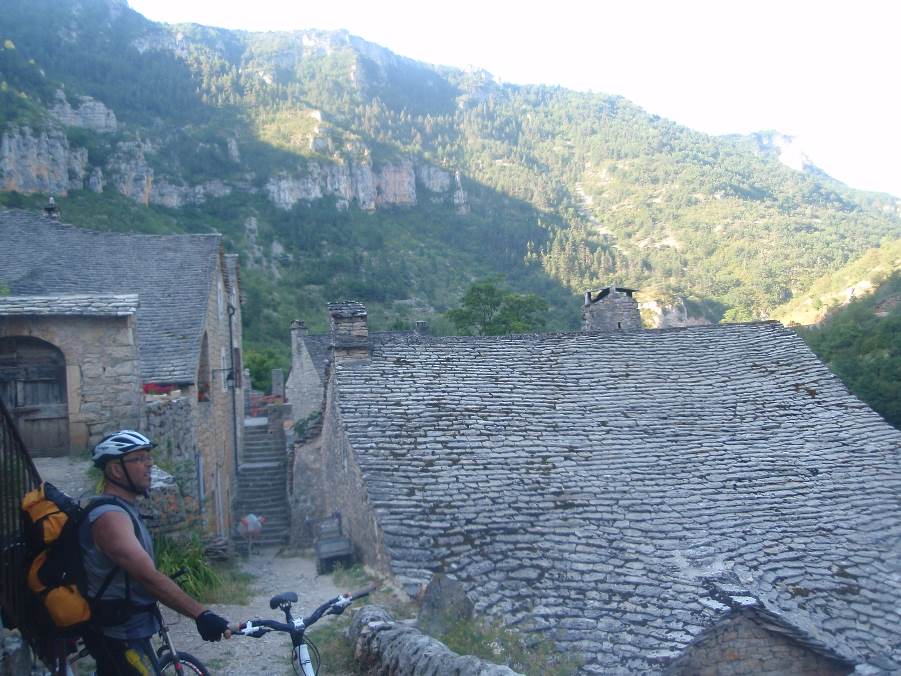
[[162, 550, 348, 675]]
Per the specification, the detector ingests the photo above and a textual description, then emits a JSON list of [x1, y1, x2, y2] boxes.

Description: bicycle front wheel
[[158, 651, 210, 676]]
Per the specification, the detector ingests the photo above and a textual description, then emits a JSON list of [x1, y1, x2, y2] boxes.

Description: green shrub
[[153, 532, 222, 600], [441, 617, 581, 676]]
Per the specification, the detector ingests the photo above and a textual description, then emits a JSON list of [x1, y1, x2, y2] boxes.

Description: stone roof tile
[[0, 208, 221, 383], [333, 322, 901, 673], [0, 293, 139, 316]]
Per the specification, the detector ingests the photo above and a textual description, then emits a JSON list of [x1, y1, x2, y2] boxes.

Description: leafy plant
[[153, 532, 222, 600]]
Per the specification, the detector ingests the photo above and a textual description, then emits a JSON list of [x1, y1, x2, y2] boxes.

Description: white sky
[[127, 0, 901, 198]]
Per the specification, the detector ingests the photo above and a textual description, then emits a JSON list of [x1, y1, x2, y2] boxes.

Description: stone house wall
[[285, 322, 324, 424], [144, 396, 201, 521], [666, 613, 852, 676], [318, 373, 391, 572], [289, 433, 320, 547], [0, 314, 142, 450], [191, 263, 242, 537]]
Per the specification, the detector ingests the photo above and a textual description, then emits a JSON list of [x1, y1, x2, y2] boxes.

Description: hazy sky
[[127, 0, 901, 198]]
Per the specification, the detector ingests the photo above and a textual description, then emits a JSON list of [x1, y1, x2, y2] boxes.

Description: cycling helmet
[[92, 430, 156, 468]]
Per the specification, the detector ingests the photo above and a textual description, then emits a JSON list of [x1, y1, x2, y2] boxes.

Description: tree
[[446, 279, 549, 336]]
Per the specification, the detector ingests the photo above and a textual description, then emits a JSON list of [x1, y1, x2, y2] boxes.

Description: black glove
[[196, 610, 230, 642]]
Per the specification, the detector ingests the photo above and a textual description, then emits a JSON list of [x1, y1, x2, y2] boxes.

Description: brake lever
[[239, 621, 268, 638]]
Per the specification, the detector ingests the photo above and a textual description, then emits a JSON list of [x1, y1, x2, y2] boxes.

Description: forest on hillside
[[0, 0, 898, 426]]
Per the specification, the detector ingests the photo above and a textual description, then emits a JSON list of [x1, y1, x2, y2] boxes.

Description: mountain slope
[[1, 0, 900, 375]]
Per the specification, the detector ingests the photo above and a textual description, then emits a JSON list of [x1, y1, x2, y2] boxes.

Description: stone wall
[[191, 263, 242, 537], [348, 605, 522, 676], [143, 396, 201, 527], [666, 613, 852, 676], [318, 375, 391, 572], [139, 464, 198, 536], [289, 425, 322, 547], [0, 314, 142, 451]]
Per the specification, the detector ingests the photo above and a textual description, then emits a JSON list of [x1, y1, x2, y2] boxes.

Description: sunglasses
[[122, 454, 153, 465]]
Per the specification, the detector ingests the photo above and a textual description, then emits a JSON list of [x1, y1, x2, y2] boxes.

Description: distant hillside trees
[[798, 272, 901, 429], [446, 280, 548, 335]]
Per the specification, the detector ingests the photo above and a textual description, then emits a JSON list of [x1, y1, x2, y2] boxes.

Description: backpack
[[20, 481, 142, 636]]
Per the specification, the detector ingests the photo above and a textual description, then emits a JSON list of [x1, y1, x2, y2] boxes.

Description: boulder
[[417, 573, 474, 638]]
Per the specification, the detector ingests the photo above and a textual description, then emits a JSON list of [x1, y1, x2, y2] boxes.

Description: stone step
[[242, 452, 284, 462]]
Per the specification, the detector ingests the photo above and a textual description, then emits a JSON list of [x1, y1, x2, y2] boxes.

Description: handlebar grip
[[349, 584, 378, 601]]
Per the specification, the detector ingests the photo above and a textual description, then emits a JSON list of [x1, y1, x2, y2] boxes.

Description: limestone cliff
[[2, 93, 457, 211], [266, 158, 452, 211], [639, 297, 712, 328], [0, 126, 87, 195], [50, 90, 118, 133]]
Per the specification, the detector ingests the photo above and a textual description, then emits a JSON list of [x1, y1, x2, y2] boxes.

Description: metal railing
[[0, 394, 42, 662]]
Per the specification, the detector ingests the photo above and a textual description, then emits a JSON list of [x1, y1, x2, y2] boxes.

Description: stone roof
[[0, 208, 222, 383], [0, 294, 139, 316], [302, 331, 416, 384], [332, 322, 901, 674]]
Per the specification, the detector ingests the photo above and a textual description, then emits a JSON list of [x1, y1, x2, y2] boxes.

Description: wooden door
[[0, 337, 69, 456]]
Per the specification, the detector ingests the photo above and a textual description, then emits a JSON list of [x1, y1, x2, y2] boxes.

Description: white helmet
[[92, 430, 155, 468]]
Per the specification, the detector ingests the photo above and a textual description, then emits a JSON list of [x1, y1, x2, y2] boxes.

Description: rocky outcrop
[[107, 140, 154, 204], [0, 126, 88, 195], [266, 158, 432, 211], [349, 605, 522, 676], [640, 298, 712, 328], [50, 90, 118, 133], [417, 164, 451, 193], [453, 170, 469, 214], [149, 178, 232, 208]]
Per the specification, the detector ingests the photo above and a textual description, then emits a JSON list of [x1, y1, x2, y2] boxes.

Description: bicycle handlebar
[[232, 585, 377, 637]]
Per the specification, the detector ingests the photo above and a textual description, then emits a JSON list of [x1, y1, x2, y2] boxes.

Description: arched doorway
[[0, 337, 69, 456]]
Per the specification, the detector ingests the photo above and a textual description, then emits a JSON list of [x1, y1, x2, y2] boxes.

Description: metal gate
[[0, 390, 41, 661], [0, 337, 69, 456]]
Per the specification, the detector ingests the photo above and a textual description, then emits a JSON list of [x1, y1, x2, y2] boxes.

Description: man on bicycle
[[79, 430, 231, 674]]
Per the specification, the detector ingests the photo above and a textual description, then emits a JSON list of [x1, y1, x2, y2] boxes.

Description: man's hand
[[196, 610, 231, 641]]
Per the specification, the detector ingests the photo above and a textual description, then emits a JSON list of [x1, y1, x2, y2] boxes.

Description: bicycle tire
[[158, 651, 210, 675]]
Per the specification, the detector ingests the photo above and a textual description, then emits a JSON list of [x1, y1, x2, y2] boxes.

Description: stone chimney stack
[[582, 287, 642, 331], [328, 301, 369, 361], [414, 320, 429, 335], [290, 319, 306, 357]]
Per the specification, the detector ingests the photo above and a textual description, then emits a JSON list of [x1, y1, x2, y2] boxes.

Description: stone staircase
[[236, 418, 290, 548]]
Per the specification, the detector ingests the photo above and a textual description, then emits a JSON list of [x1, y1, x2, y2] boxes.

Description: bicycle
[[233, 584, 375, 676], [66, 567, 209, 675]]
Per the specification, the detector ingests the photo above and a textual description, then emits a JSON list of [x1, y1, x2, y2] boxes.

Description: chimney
[[328, 301, 369, 361], [414, 320, 429, 335], [290, 319, 306, 358], [44, 196, 60, 220], [582, 286, 642, 331]]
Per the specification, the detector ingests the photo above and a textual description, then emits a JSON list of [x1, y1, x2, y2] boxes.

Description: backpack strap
[[83, 497, 143, 605]]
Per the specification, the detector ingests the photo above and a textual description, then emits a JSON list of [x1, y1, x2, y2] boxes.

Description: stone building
[[303, 297, 901, 674], [0, 208, 244, 535]]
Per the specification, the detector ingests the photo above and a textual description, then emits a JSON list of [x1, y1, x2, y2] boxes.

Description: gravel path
[[163, 550, 347, 675]]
